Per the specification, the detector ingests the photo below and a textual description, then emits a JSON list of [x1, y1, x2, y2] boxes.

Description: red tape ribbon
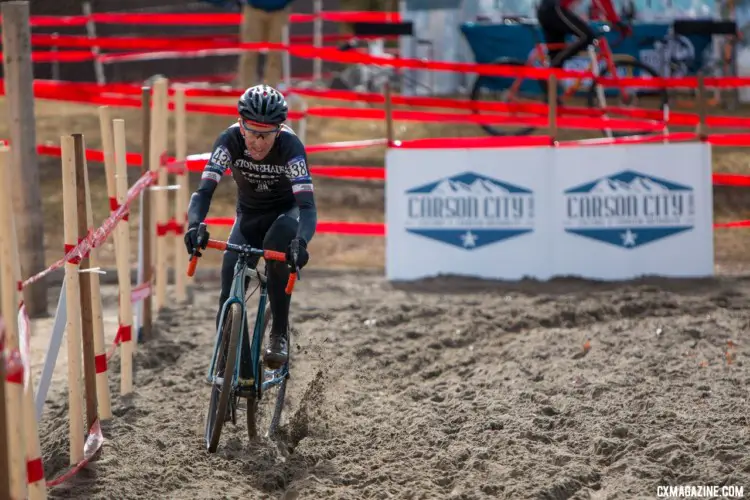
[[64, 243, 81, 265], [3, 349, 22, 382], [8, 11, 399, 28], [27, 457, 45, 484], [94, 353, 107, 374], [156, 219, 185, 236], [118, 325, 132, 343], [109, 197, 129, 221]]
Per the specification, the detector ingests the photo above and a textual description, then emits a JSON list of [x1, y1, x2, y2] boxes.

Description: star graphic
[[620, 229, 637, 247], [461, 230, 478, 248]]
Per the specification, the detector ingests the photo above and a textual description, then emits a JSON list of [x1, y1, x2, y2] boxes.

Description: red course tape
[[0, 11, 400, 28], [21, 78, 750, 129]]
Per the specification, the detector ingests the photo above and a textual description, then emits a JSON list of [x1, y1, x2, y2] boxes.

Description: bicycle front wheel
[[205, 302, 242, 453], [470, 57, 547, 136], [585, 60, 668, 137]]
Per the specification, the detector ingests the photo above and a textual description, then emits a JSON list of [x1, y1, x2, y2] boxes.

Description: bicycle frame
[[206, 255, 289, 397]]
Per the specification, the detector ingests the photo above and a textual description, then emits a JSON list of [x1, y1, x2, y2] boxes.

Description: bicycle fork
[[588, 44, 613, 139], [205, 297, 245, 387]]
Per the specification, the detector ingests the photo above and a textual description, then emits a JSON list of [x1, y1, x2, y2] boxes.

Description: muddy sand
[[28, 270, 750, 500]]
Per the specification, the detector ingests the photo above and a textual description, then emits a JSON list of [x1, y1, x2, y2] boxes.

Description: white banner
[[386, 146, 553, 281], [552, 142, 714, 280], [386, 142, 714, 281]]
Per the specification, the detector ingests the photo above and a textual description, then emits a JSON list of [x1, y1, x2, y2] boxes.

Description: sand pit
[[29, 270, 750, 499]]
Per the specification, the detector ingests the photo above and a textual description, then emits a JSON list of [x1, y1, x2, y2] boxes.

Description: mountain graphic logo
[[404, 172, 534, 250], [563, 170, 695, 249]]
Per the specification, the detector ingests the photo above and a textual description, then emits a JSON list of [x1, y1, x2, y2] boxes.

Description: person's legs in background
[[265, 7, 290, 88], [238, 5, 269, 88], [540, 5, 595, 69], [537, 3, 570, 68]]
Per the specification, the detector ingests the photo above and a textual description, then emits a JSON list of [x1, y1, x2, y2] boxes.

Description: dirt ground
[[6, 91, 750, 499], [33, 274, 750, 499]]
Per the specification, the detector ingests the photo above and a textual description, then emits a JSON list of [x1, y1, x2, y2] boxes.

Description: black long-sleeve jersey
[[186, 123, 317, 244]]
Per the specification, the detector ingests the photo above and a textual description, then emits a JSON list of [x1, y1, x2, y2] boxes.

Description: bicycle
[[186, 222, 299, 453], [468, 20, 667, 137]]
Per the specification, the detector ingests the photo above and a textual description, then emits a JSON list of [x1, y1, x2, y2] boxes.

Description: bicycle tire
[[266, 303, 289, 437], [470, 57, 546, 137], [247, 302, 289, 440], [205, 302, 242, 453], [585, 59, 668, 137]]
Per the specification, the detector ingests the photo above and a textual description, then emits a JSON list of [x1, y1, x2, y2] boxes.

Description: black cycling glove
[[184, 223, 209, 255]]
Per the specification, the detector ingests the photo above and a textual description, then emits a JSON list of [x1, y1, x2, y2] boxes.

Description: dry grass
[[1, 91, 749, 272]]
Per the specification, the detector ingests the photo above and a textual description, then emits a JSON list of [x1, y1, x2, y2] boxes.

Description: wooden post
[[9, 183, 47, 500], [0, 145, 27, 499], [99, 108, 135, 392], [697, 72, 708, 140], [113, 120, 134, 396], [85, 118, 112, 420], [548, 75, 558, 143], [384, 82, 394, 146], [174, 87, 189, 301], [312, 0, 323, 82], [140, 88, 154, 341], [73, 134, 99, 431], [61, 135, 85, 465], [150, 78, 169, 312], [0, 312, 8, 500], [1, 1, 47, 318], [82, 1, 105, 85]]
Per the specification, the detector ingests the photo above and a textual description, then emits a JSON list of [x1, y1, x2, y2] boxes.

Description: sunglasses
[[239, 119, 280, 139]]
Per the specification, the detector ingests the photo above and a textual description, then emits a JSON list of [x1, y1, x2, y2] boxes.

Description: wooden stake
[[9, 178, 47, 500], [73, 133, 99, 431], [140, 88, 153, 341], [150, 77, 169, 312], [83, 123, 112, 420], [98, 105, 129, 380], [61, 135, 85, 465], [0, 312, 8, 500], [113, 120, 134, 395], [384, 82, 394, 146], [548, 75, 558, 143], [0, 144, 27, 499], [1, 1, 47, 318], [174, 87, 188, 301], [697, 72, 708, 140]]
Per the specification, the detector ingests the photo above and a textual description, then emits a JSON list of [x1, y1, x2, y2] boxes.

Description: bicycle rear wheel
[[585, 60, 668, 137], [247, 303, 290, 440], [205, 302, 242, 453], [470, 57, 547, 136]]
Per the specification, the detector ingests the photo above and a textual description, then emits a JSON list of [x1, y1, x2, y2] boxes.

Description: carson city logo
[[405, 171, 534, 250], [563, 170, 695, 249]]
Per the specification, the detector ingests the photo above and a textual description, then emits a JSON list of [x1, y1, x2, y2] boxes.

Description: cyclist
[[536, 0, 631, 70], [184, 84, 317, 374]]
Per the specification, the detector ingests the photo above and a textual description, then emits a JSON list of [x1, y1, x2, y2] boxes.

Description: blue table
[[460, 21, 712, 92]]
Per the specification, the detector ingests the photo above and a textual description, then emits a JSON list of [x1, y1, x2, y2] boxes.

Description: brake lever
[[292, 247, 302, 281], [289, 239, 302, 281]]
